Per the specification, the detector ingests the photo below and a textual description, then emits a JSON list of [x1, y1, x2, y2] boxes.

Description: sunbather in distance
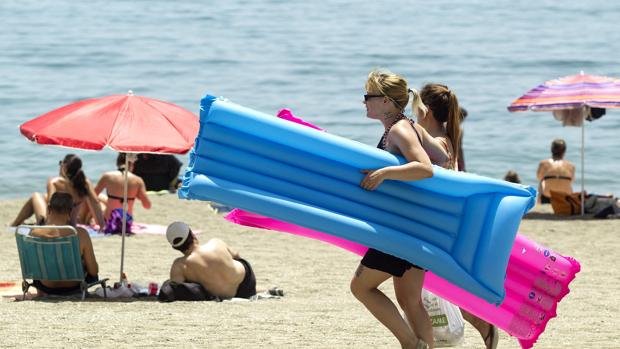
[[536, 139, 575, 203]]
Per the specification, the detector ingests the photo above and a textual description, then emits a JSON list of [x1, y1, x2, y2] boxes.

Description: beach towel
[[81, 223, 198, 236], [0, 282, 21, 298]]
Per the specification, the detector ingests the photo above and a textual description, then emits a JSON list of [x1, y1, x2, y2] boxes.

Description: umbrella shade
[[20, 93, 199, 154], [508, 73, 620, 112]]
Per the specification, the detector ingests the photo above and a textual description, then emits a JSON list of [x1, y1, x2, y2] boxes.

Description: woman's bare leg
[[11, 192, 47, 226], [351, 264, 417, 348], [461, 309, 497, 349], [394, 268, 434, 349]]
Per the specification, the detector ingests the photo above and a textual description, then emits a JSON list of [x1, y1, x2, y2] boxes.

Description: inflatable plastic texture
[[224, 110, 579, 348], [179, 95, 537, 304]]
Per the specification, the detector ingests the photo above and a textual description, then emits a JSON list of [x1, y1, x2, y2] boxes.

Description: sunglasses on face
[[364, 94, 384, 102]]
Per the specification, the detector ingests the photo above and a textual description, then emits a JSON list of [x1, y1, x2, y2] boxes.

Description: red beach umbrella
[[19, 91, 199, 281], [20, 91, 198, 154], [507, 72, 620, 215]]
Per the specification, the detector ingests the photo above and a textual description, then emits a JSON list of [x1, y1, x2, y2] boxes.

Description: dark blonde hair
[[420, 84, 461, 168], [365, 69, 427, 115], [551, 139, 566, 159]]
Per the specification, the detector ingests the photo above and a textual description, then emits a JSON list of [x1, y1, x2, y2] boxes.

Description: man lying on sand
[[165, 221, 257, 299], [28, 192, 100, 297]]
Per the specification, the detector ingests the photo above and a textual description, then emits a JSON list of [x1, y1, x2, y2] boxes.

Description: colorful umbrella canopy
[[508, 72, 620, 215], [19, 92, 199, 281], [20, 92, 199, 154], [508, 73, 620, 112]]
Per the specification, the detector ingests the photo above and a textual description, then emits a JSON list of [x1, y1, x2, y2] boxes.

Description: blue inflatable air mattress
[[179, 95, 536, 304]]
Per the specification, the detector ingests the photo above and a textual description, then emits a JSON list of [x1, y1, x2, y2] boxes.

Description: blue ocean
[[1, 0, 619, 199]]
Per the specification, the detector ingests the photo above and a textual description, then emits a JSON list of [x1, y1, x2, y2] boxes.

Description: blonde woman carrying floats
[[351, 69, 434, 349]]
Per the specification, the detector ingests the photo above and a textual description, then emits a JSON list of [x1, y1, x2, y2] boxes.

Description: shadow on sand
[[523, 211, 596, 221]]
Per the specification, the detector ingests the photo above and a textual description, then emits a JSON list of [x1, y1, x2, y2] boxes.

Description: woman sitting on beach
[[536, 139, 575, 204], [93, 153, 151, 234], [11, 154, 104, 229], [350, 69, 435, 349]]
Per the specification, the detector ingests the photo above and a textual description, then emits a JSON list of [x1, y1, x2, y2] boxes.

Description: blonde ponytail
[[409, 88, 428, 119]]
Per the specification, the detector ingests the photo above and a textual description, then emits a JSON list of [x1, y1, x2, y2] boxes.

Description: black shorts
[[234, 257, 257, 298], [33, 274, 98, 295], [361, 248, 424, 277]]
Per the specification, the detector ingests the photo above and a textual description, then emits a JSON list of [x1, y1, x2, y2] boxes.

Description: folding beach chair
[[15, 225, 108, 300]]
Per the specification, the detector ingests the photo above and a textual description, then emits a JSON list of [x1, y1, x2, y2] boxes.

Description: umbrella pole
[[581, 109, 585, 216], [119, 155, 129, 282]]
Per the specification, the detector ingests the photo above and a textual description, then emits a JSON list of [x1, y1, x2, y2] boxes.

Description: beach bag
[[157, 280, 218, 302], [405, 290, 464, 347], [585, 195, 620, 218], [550, 190, 583, 215]]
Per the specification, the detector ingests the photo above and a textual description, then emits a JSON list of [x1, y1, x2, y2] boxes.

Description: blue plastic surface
[[179, 95, 537, 304]]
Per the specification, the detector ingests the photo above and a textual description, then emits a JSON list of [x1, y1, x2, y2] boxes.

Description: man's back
[[171, 238, 245, 298], [31, 225, 98, 288]]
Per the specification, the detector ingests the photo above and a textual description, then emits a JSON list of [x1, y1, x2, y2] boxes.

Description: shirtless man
[[30, 192, 99, 296], [536, 139, 575, 203], [166, 221, 256, 299], [93, 153, 151, 233]]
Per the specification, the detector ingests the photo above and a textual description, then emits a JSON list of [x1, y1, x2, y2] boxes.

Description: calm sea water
[[1, 0, 619, 200]]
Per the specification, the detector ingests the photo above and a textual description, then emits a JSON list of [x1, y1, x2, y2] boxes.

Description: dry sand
[[1, 194, 618, 348]]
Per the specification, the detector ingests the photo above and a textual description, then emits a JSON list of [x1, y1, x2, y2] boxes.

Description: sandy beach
[[1, 194, 618, 348]]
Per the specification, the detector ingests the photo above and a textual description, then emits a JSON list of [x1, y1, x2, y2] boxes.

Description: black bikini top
[[542, 175, 572, 181], [107, 194, 136, 204], [377, 115, 422, 150]]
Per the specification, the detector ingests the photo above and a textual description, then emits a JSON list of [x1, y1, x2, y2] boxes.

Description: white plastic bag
[[424, 289, 465, 347], [405, 289, 465, 347]]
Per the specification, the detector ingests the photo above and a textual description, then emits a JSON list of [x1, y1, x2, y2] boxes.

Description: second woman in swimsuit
[[416, 83, 498, 349], [94, 153, 151, 231]]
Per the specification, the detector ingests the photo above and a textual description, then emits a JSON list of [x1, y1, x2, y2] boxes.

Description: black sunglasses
[[364, 94, 384, 102]]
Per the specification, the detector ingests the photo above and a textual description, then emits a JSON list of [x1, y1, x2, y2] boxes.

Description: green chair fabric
[[15, 225, 107, 300]]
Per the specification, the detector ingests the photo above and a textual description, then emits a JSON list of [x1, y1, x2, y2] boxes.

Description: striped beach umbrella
[[508, 72, 620, 112], [507, 72, 620, 214]]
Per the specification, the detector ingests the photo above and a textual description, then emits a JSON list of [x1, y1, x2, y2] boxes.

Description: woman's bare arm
[[86, 180, 105, 228], [360, 123, 433, 191]]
